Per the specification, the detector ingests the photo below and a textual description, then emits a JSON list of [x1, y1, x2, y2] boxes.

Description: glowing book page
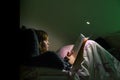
[[71, 34, 88, 75], [71, 34, 88, 59]]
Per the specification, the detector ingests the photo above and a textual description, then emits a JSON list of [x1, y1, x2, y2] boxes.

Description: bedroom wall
[[20, 0, 120, 51]]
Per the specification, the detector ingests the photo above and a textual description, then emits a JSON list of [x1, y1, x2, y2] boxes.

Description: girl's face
[[39, 38, 49, 53], [43, 39, 49, 51]]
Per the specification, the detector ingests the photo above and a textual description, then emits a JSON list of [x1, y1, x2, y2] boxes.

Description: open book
[[69, 34, 89, 79], [70, 34, 89, 60]]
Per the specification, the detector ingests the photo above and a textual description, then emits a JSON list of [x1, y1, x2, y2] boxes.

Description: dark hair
[[34, 30, 48, 43]]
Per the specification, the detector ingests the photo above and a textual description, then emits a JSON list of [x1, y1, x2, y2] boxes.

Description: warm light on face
[[43, 39, 49, 51]]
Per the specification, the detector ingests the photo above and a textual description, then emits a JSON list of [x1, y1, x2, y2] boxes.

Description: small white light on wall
[[86, 21, 90, 24]]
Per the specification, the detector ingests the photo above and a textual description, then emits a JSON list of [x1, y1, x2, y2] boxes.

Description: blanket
[[75, 40, 120, 80]]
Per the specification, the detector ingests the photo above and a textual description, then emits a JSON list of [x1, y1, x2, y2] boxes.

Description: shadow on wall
[[104, 33, 120, 49], [94, 32, 120, 61], [94, 37, 111, 50]]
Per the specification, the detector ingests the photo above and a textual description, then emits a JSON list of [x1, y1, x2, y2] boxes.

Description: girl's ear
[[40, 41, 45, 47]]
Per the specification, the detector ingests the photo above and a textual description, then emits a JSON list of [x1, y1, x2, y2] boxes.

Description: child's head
[[35, 30, 49, 53]]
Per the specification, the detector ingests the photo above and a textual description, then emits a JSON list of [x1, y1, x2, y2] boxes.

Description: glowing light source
[[86, 21, 90, 24]]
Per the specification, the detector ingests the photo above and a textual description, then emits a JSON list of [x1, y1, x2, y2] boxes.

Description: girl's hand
[[66, 50, 75, 64], [67, 50, 74, 57]]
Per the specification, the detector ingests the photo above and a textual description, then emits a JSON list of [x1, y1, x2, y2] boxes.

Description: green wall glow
[[20, 0, 120, 51]]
